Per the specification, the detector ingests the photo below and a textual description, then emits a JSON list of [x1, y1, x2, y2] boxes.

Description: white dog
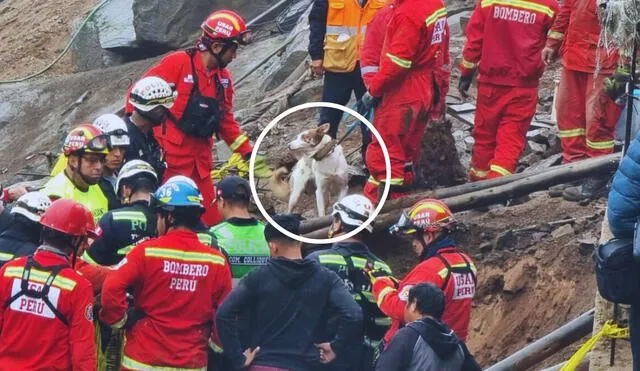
[[269, 123, 349, 216]]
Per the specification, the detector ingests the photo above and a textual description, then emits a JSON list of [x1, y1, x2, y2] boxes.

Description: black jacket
[[308, 0, 328, 61], [98, 176, 121, 210], [0, 218, 41, 267], [124, 116, 165, 180], [216, 257, 363, 371], [375, 317, 481, 371], [85, 200, 156, 266]]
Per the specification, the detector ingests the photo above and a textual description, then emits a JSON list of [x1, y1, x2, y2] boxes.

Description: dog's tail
[[269, 167, 290, 201]]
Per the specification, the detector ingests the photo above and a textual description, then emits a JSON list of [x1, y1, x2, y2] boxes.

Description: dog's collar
[[312, 139, 337, 161]]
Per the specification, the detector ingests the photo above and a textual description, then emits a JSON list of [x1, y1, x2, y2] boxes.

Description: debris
[[551, 224, 575, 239], [493, 230, 517, 250]]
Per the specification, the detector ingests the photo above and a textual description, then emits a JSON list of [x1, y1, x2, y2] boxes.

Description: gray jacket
[[375, 318, 481, 371]]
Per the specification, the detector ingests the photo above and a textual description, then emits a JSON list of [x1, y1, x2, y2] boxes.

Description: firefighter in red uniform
[[0, 198, 96, 370], [100, 179, 232, 370], [124, 10, 268, 227], [541, 0, 622, 200], [361, 0, 450, 204], [371, 198, 477, 345], [458, 0, 558, 181]]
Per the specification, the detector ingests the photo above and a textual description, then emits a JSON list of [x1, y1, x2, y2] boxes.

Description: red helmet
[[40, 199, 92, 237], [390, 198, 457, 235], [84, 209, 97, 239], [201, 10, 252, 45], [62, 124, 110, 156]]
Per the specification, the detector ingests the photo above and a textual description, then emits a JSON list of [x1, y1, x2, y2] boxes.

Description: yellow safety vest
[[41, 172, 109, 222], [324, 0, 391, 73]]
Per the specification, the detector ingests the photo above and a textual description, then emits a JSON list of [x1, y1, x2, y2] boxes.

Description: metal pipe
[[486, 309, 595, 371]]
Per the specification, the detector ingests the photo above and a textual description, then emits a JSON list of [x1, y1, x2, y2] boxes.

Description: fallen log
[[302, 154, 620, 238], [485, 309, 595, 371], [300, 165, 565, 234]]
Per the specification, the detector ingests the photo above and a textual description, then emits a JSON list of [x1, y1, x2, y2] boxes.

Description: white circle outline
[[249, 101, 391, 245]]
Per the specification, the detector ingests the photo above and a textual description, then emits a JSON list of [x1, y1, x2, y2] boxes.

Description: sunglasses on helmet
[[388, 211, 419, 236], [334, 202, 369, 223], [86, 135, 111, 152]]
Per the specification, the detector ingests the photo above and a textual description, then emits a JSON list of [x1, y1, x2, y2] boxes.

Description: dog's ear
[[315, 123, 330, 140]]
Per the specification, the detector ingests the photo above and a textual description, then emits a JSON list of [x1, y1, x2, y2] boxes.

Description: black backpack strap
[[3, 256, 69, 325], [186, 50, 201, 98], [457, 253, 477, 286], [433, 252, 453, 291]]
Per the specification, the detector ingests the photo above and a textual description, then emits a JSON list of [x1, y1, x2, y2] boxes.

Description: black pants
[[319, 64, 370, 158]]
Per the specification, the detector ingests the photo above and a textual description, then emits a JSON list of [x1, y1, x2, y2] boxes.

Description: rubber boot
[[562, 176, 610, 202]]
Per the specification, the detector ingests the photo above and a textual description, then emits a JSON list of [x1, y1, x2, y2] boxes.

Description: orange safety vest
[[324, 0, 392, 73]]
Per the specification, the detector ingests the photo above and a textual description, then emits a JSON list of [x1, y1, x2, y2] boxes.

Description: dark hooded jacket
[[375, 317, 481, 371], [0, 215, 41, 267], [216, 257, 363, 371]]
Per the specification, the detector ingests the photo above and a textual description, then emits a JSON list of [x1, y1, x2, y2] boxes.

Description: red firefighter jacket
[[460, 0, 558, 87], [100, 229, 232, 370], [545, 0, 617, 73], [368, 0, 450, 106], [125, 50, 253, 180], [373, 247, 477, 343], [0, 249, 96, 370], [361, 3, 395, 88]]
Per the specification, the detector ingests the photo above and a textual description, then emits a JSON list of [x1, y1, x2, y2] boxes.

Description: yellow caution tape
[[560, 320, 630, 371]]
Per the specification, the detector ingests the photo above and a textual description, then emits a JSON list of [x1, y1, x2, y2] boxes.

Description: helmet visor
[[86, 135, 111, 152], [236, 30, 252, 45], [333, 202, 369, 223], [389, 211, 418, 236]]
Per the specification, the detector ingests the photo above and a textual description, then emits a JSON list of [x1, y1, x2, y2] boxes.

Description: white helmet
[[116, 160, 158, 193], [332, 194, 374, 233], [11, 191, 52, 223], [165, 175, 198, 190], [129, 76, 177, 112], [93, 114, 130, 147]]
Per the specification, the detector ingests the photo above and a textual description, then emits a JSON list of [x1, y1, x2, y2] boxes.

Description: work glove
[[604, 66, 632, 102], [239, 153, 272, 178], [357, 92, 380, 114], [365, 266, 399, 287]]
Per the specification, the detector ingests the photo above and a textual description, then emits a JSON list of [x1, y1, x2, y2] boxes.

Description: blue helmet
[[153, 180, 204, 210]]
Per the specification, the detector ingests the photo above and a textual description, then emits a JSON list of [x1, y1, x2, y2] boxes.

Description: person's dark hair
[[40, 226, 75, 251], [159, 207, 203, 230], [12, 214, 42, 245], [408, 283, 446, 319], [264, 214, 300, 244], [120, 174, 158, 196]]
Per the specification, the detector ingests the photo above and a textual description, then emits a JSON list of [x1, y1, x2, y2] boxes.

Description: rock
[[527, 140, 548, 154], [520, 152, 543, 167], [275, 0, 313, 33], [288, 79, 323, 107], [479, 241, 493, 253], [493, 230, 517, 250], [264, 50, 308, 92], [551, 224, 574, 239], [577, 235, 598, 248], [503, 263, 529, 294], [96, 0, 136, 49]]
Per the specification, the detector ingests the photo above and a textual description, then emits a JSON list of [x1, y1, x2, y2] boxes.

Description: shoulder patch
[[399, 284, 414, 302], [85, 304, 94, 322]]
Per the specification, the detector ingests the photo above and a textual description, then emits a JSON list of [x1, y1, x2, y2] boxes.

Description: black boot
[[562, 176, 610, 202]]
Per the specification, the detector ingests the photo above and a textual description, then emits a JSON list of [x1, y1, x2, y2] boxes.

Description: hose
[[0, 0, 111, 84]]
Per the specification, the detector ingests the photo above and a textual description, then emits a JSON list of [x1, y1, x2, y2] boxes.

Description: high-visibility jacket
[[545, 0, 617, 73], [124, 49, 253, 181], [460, 0, 558, 87], [368, 0, 449, 104], [0, 249, 96, 370], [41, 171, 109, 223], [100, 229, 232, 371], [373, 246, 477, 343], [360, 2, 395, 87], [321, 0, 392, 73], [209, 217, 269, 284]]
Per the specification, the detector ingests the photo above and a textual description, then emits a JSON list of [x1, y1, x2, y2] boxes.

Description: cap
[[264, 213, 301, 242], [216, 176, 251, 201]]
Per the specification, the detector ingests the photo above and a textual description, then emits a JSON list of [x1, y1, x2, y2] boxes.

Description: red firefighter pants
[[556, 68, 622, 163], [163, 156, 221, 227], [364, 99, 429, 204], [469, 84, 538, 181]]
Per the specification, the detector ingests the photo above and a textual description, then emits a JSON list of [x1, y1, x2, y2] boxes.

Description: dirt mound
[[370, 195, 603, 369], [0, 0, 100, 81]]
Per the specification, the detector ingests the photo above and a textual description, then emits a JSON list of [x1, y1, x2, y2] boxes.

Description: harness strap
[[3, 256, 70, 325], [433, 251, 476, 291]]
